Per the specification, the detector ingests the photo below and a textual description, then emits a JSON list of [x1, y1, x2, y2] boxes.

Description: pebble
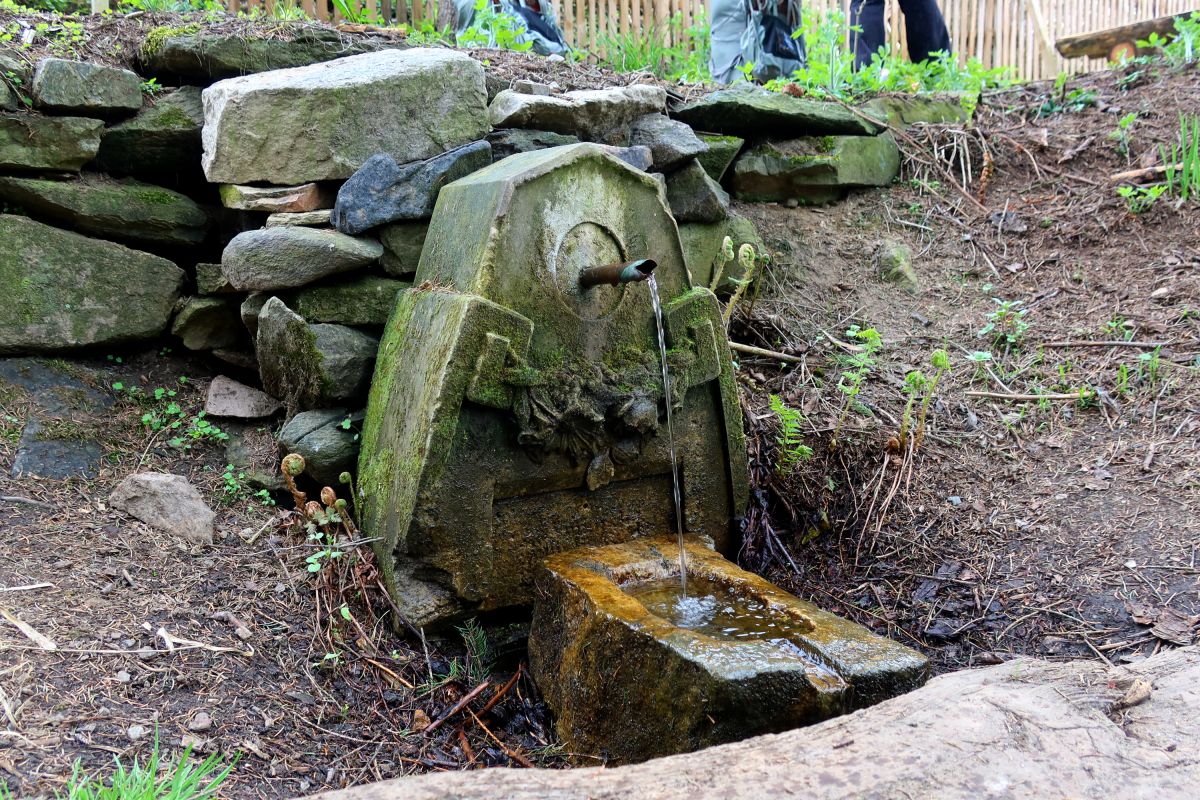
[[234, 626, 252, 640], [115, 670, 131, 683], [127, 724, 148, 741], [188, 711, 213, 732]]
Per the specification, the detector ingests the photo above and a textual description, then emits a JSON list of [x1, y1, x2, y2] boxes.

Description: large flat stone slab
[[0, 113, 102, 172], [139, 28, 394, 82], [730, 134, 901, 204], [0, 215, 184, 354], [304, 645, 1200, 800], [488, 85, 666, 141], [0, 175, 209, 247], [31, 57, 142, 117], [673, 86, 885, 138], [201, 49, 489, 185], [530, 537, 927, 763]]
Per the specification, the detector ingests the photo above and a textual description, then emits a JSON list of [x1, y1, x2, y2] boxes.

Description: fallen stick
[[0, 582, 54, 593], [0, 496, 52, 509], [0, 608, 56, 650], [729, 342, 804, 364], [1109, 164, 1184, 183], [1041, 340, 1169, 348], [423, 680, 490, 736], [966, 390, 1090, 402]]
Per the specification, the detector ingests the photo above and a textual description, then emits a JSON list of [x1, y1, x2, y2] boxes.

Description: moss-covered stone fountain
[[357, 143, 926, 763]]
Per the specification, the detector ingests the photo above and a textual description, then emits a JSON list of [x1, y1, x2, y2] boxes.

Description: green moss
[[135, 188, 179, 206], [140, 24, 201, 59]]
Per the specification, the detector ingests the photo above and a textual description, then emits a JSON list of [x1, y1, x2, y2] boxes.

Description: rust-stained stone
[[219, 182, 333, 213], [529, 537, 929, 764]]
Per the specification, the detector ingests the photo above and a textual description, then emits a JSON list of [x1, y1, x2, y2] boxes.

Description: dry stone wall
[[0, 28, 958, 482]]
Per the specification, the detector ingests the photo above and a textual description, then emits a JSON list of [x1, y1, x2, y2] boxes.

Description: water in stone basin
[[627, 575, 817, 658]]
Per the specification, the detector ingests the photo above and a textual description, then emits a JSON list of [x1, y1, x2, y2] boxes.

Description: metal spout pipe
[[579, 259, 657, 289]]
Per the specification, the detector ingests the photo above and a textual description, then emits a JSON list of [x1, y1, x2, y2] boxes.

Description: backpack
[[738, 0, 805, 82]]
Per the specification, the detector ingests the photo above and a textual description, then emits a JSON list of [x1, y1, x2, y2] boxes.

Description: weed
[[457, 618, 493, 686], [979, 298, 1030, 351], [899, 349, 950, 449], [1117, 183, 1167, 213], [1160, 113, 1200, 202], [393, 19, 455, 46], [1103, 315, 1136, 340], [1037, 75, 1097, 116], [112, 382, 229, 450], [721, 243, 763, 327], [768, 394, 812, 472], [220, 465, 275, 507], [1160, 12, 1200, 66], [1108, 112, 1138, 159], [831, 325, 882, 448], [56, 736, 237, 800], [1138, 346, 1163, 387], [762, 8, 1010, 100], [598, 11, 710, 82], [140, 77, 163, 96], [1115, 362, 1131, 397]]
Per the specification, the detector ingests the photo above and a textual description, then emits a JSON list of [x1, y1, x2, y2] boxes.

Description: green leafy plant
[[899, 349, 950, 449], [328, 0, 374, 23], [768, 394, 813, 473], [1117, 183, 1167, 212], [140, 77, 163, 95], [831, 325, 882, 448], [394, 19, 455, 46], [456, 618, 493, 686], [1108, 112, 1138, 158], [1103, 315, 1136, 340], [56, 736, 237, 800], [965, 350, 992, 382], [1163, 12, 1200, 65], [761, 8, 1012, 101], [1138, 346, 1163, 387], [456, 0, 534, 52], [979, 298, 1030, 351], [720, 243, 764, 327], [220, 465, 275, 507], [113, 382, 229, 450], [1160, 113, 1200, 202]]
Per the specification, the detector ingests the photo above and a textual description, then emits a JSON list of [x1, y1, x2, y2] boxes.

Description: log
[[1055, 12, 1198, 59], [308, 646, 1200, 800], [1110, 163, 1186, 184]]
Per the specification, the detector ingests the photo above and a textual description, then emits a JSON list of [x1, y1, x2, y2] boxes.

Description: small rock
[[171, 297, 241, 350], [109, 472, 216, 545], [379, 222, 428, 277], [205, 376, 283, 419], [264, 209, 332, 228], [278, 408, 361, 485], [195, 263, 235, 295], [240, 293, 269, 339], [116, 670, 131, 683], [597, 144, 653, 171], [127, 724, 148, 741], [234, 627, 252, 640], [696, 133, 744, 182], [256, 298, 378, 413], [665, 159, 729, 223], [488, 85, 667, 142], [629, 113, 708, 171], [219, 182, 332, 213], [513, 79, 554, 95], [32, 58, 142, 117], [221, 227, 382, 292], [188, 712, 213, 732], [331, 140, 492, 235], [875, 240, 918, 294]]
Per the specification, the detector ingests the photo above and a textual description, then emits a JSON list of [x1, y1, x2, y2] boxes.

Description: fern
[[769, 395, 813, 473]]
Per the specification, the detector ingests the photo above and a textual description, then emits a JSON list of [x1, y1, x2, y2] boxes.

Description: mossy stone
[[31, 58, 142, 117], [0, 174, 209, 247], [673, 86, 886, 138], [730, 133, 900, 205], [0, 214, 184, 354], [171, 296, 241, 350], [378, 222, 428, 277], [696, 133, 743, 182], [201, 49, 489, 185], [287, 275, 410, 326], [0, 113, 102, 172], [95, 86, 205, 182]]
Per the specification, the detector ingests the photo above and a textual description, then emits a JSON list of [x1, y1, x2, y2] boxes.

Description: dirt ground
[[1, 41, 1198, 799]]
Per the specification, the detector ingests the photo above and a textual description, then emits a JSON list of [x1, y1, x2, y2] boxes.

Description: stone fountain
[[357, 143, 926, 763]]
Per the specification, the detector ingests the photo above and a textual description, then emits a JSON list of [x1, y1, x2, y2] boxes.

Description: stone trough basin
[[530, 537, 928, 764]]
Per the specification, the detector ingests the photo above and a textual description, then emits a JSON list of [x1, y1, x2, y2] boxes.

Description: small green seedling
[[768, 394, 813, 473]]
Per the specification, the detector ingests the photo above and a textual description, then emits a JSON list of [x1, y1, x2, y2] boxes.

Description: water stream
[[646, 274, 688, 597]]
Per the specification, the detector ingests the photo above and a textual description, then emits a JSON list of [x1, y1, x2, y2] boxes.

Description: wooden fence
[[226, 0, 1200, 81]]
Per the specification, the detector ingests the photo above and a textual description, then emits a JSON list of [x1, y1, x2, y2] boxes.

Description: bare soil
[[0, 30, 1197, 799]]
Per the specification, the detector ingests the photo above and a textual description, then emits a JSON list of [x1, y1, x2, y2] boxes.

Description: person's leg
[[849, 0, 886, 69], [897, 0, 952, 62]]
